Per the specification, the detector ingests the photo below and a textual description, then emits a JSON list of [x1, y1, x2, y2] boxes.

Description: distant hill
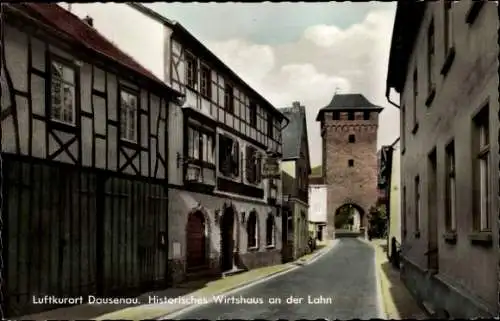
[[310, 165, 322, 177]]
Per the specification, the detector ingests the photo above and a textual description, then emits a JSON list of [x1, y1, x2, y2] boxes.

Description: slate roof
[[316, 93, 383, 121], [7, 3, 181, 96], [279, 104, 306, 160]]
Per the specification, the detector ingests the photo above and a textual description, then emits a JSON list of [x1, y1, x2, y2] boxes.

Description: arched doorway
[[220, 206, 235, 272], [334, 203, 365, 232], [186, 211, 206, 270]]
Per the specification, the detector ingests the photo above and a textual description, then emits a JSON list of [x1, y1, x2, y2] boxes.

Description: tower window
[[348, 159, 354, 167], [333, 111, 340, 120], [348, 134, 355, 143], [348, 112, 355, 120], [363, 111, 370, 120]]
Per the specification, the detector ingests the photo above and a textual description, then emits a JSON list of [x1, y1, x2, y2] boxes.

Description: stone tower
[[315, 93, 383, 239]]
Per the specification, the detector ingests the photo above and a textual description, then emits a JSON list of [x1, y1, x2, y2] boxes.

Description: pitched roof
[[316, 93, 383, 121], [279, 103, 307, 160], [8, 3, 181, 96]]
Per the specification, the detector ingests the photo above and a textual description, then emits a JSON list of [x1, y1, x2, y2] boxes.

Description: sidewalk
[[369, 238, 428, 319], [17, 240, 337, 321]]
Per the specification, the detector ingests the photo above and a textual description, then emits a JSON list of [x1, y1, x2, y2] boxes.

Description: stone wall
[[322, 112, 380, 238]]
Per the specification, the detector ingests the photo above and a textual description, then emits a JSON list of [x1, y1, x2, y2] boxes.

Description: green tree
[[334, 205, 353, 228]]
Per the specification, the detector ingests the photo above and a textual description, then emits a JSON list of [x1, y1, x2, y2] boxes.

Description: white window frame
[[50, 60, 76, 125], [478, 124, 490, 230], [247, 211, 259, 249], [119, 88, 138, 143], [266, 213, 276, 247], [415, 176, 421, 232]]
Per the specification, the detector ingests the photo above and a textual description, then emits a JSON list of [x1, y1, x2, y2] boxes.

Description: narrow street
[[165, 238, 381, 320]]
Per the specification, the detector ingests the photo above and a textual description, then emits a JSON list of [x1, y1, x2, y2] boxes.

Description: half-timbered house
[[123, 3, 287, 282], [1, 3, 182, 317]]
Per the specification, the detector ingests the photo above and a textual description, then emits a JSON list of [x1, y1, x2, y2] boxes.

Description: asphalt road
[[165, 238, 381, 320]]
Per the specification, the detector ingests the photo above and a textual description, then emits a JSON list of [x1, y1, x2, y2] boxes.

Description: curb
[[358, 238, 387, 319], [158, 241, 338, 320]]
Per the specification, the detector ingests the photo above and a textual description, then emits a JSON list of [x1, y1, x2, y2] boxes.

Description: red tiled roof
[[15, 3, 177, 94]]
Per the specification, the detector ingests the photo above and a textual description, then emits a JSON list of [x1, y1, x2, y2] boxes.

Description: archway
[[334, 203, 365, 232], [220, 206, 236, 272], [186, 211, 207, 270]]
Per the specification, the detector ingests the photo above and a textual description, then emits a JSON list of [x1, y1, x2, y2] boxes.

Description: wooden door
[[186, 212, 206, 269]]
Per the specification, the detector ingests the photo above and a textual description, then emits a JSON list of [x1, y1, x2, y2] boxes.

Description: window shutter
[[246, 146, 255, 183]]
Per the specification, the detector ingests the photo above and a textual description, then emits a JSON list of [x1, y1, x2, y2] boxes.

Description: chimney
[[82, 15, 93, 27], [292, 101, 300, 108]]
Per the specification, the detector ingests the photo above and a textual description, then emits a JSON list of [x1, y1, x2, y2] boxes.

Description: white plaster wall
[[309, 184, 327, 223]]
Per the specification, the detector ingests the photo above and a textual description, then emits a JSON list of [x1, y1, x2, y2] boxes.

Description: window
[[348, 134, 355, 143], [401, 104, 406, 150], [415, 176, 420, 232], [332, 111, 340, 120], [402, 186, 407, 238], [218, 134, 239, 178], [119, 88, 138, 142], [249, 101, 257, 127], [186, 53, 197, 88], [363, 111, 370, 120], [266, 213, 275, 246], [287, 210, 293, 234], [50, 60, 76, 124], [267, 115, 273, 138], [427, 19, 435, 92], [444, 1, 454, 56], [187, 126, 215, 164], [473, 106, 490, 231], [412, 69, 418, 129], [247, 211, 258, 249], [445, 141, 456, 231], [245, 145, 262, 185], [224, 83, 234, 114], [348, 159, 354, 167], [347, 112, 354, 120], [200, 65, 211, 98]]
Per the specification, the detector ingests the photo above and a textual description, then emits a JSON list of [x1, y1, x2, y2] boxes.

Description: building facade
[[63, 2, 287, 284], [308, 175, 327, 242], [388, 139, 402, 257], [1, 3, 181, 317], [316, 93, 383, 239], [386, 1, 499, 317], [280, 102, 311, 261]]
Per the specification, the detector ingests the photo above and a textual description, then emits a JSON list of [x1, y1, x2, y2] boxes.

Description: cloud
[[203, 6, 399, 166]]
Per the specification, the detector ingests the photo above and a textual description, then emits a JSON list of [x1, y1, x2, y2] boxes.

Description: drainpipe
[[385, 87, 400, 109]]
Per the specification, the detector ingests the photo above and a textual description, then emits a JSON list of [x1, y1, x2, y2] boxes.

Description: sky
[[66, 2, 401, 167]]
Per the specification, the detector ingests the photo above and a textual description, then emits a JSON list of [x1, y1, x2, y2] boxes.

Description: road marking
[[158, 240, 340, 320]]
